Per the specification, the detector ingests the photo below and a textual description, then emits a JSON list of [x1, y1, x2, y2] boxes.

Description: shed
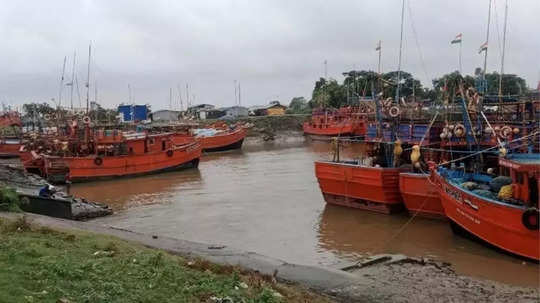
[[249, 101, 287, 116]]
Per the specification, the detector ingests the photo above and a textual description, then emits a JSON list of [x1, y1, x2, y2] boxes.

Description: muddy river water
[[72, 139, 539, 287]]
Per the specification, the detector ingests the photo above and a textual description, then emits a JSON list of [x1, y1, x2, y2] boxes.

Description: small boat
[[303, 108, 366, 137], [25, 131, 201, 183], [399, 172, 445, 219], [432, 153, 539, 260], [195, 126, 246, 152], [315, 160, 405, 214]]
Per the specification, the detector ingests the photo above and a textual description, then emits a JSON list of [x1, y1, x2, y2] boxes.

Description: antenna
[[86, 43, 91, 114], [324, 60, 328, 78], [58, 56, 67, 108]]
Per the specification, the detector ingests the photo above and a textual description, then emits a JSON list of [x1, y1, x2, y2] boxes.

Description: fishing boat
[[399, 172, 445, 219], [303, 108, 367, 137], [0, 137, 22, 158], [315, 159, 406, 214], [432, 153, 539, 260], [194, 126, 247, 152], [25, 130, 201, 183]]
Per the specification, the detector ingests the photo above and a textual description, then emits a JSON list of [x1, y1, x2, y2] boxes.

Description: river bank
[[1, 212, 537, 303], [0, 214, 331, 303]]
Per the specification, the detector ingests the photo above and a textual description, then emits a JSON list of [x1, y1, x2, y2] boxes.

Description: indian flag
[[375, 40, 381, 51], [450, 33, 462, 44], [478, 42, 488, 54]]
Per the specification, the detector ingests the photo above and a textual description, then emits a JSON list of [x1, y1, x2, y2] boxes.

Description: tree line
[[287, 70, 530, 114]]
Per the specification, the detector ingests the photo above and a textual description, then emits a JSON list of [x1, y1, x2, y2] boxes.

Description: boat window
[[162, 140, 166, 151], [149, 138, 155, 145], [129, 147, 133, 154]]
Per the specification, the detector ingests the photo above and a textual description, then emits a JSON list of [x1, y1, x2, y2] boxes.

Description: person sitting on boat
[[39, 184, 55, 198]]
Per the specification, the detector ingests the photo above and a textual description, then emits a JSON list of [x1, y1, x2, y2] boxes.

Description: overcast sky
[[1, 0, 539, 110]]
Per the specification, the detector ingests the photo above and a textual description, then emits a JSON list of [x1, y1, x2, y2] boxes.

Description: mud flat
[[2, 212, 537, 303]]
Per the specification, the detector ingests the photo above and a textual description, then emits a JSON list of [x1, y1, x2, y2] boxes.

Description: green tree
[[311, 78, 347, 108], [484, 72, 527, 95], [287, 97, 310, 114]]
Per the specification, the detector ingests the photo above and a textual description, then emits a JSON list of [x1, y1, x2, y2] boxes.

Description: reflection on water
[[71, 140, 539, 287]]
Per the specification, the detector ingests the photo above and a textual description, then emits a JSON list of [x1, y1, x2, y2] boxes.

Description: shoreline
[[2, 212, 537, 302]]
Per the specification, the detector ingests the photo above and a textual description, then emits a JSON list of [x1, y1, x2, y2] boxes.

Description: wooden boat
[[431, 154, 539, 260], [399, 172, 445, 219], [315, 161, 405, 214], [26, 132, 201, 183], [303, 109, 366, 137]]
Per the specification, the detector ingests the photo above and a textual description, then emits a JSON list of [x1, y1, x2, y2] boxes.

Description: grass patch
[[0, 186, 22, 212], [0, 218, 333, 303]]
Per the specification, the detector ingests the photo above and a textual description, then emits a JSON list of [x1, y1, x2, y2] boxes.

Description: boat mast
[[395, 0, 405, 104], [70, 51, 76, 110], [498, 0, 508, 109], [86, 43, 91, 114], [58, 56, 67, 109], [482, 0, 492, 89]]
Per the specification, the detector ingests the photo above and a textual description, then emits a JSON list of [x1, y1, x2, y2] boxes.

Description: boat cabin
[[499, 154, 539, 206]]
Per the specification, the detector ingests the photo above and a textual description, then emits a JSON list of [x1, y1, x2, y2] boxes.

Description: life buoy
[[166, 150, 173, 157], [522, 208, 539, 230], [500, 126, 512, 138], [94, 157, 103, 166], [454, 124, 465, 137], [83, 116, 91, 124], [44, 114, 51, 121], [389, 106, 400, 117]]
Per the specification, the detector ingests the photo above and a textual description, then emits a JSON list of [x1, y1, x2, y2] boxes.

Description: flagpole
[[377, 41, 382, 75], [459, 39, 462, 74]]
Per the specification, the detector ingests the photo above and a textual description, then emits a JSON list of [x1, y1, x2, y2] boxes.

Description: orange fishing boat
[[303, 108, 366, 137], [315, 161, 405, 214], [0, 137, 22, 158], [399, 172, 445, 219], [171, 125, 247, 152], [197, 127, 246, 152], [25, 131, 201, 183], [432, 154, 539, 260]]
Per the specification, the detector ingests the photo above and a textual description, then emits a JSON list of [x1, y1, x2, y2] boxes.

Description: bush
[[0, 186, 22, 212]]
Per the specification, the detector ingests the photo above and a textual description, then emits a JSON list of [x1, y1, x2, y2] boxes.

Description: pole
[[70, 52, 76, 109], [238, 82, 241, 106], [324, 60, 327, 79], [378, 41, 382, 75], [459, 40, 463, 74], [186, 84, 190, 108], [169, 88, 172, 110], [234, 80, 237, 105], [396, 0, 405, 104], [58, 56, 67, 108], [498, 0, 508, 103], [178, 84, 183, 111], [128, 84, 132, 103], [86, 44, 91, 114], [483, 0, 492, 83]]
